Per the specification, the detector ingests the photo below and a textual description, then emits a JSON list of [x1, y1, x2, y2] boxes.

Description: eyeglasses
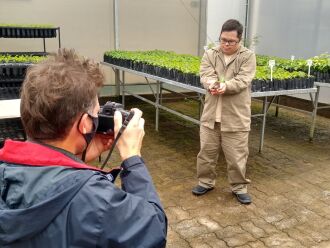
[[219, 38, 239, 46]]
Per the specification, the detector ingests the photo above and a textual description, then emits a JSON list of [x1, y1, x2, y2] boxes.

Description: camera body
[[97, 101, 132, 134]]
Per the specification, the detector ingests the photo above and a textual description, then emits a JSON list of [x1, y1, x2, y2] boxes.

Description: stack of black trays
[[0, 25, 58, 147], [0, 118, 26, 148], [0, 26, 57, 38]]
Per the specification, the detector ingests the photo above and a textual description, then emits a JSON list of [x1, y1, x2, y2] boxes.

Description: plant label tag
[[268, 60, 275, 68], [307, 59, 313, 66], [291, 55, 295, 61], [306, 59, 313, 77]]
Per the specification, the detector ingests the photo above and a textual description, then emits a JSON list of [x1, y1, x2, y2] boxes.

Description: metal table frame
[[102, 62, 319, 152], [101, 62, 205, 128], [43, 27, 61, 52], [252, 88, 318, 150], [305, 82, 330, 140]]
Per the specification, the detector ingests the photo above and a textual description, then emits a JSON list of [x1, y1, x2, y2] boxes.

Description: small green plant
[[206, 42, 216, 50], [105, 50, 201, 75], [255, 66, 307, 80], [256, 54, 330, 73], [243, 35, 260, 49], [0, 23, 54, 28], [0, 54, 46, 63]]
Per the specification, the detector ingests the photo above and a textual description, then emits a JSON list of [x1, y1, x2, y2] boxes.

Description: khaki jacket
[[200, 45, 256, 131]]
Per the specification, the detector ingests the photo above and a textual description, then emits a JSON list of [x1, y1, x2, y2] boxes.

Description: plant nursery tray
[[0, 87, 21, 100], [312, 71, 330, 83], [251, 77, 315, 92], [104, 55, 202, 88], [0, 118, 25, 148], [0, 79, 23, 87], [0, 26, 57, 38], [0, 63, 31, 80], [104, 56, 315, 92], [0, 52, 48, 57]]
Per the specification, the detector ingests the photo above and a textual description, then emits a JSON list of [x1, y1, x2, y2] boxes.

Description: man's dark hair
[[20, 48, 104, 141], [220, 19, 243, 40]]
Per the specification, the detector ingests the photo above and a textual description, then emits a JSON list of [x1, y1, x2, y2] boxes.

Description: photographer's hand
[[114, 108, 145, 161], [83, 133, 114, 163]]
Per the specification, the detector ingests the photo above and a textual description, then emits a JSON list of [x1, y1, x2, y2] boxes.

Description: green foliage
[[105, 50, 201, 75], [0, 54, 46, 63], [0, 23, 54, 28], [256, 54, 330, 73], [311, 53, 330, 72], [207, 42, 216, 50], [105, 50, 313, 80], [255, 66, 307, 80]]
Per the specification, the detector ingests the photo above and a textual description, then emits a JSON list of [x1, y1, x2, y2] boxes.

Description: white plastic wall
[[0, 0, 200, 94], [206, 0, 246, 46], [249, 0, 330, 104]]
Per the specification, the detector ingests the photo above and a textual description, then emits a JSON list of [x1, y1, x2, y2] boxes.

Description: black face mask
[[78, 113, 99, 162]]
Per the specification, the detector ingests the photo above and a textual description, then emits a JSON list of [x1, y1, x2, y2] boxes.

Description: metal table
[[0, 99, 21, 119], [308, 82, 330, 140], [252, 88, 317, 151], [101, 62, 205, 128], [102, 62, 319, 152]]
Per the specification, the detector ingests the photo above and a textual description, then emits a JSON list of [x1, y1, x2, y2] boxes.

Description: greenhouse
[[0, 0, 330, 247]]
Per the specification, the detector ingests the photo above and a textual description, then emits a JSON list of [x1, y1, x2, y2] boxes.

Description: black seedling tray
[[0, 87, 21, 100], [0, 63, 31, 80], [251, 77, 314, 92], [105, 55, 315, 92], [104, 55, 202, 88], [0, 27, 57, 38], [0, 118, 26, 148], [312, 71, 330, 83]]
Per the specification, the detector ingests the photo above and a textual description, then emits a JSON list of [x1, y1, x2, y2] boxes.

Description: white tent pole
[[244, 0, 250, 47], [114, 0, 120, 50]]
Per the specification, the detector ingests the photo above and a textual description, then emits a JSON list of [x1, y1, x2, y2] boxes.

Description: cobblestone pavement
[[103, 99, 330, 248]]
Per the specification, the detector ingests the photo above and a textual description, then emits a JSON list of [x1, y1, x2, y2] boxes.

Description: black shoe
[[233, 193, 252, 204], [192, 185, 214, 196]]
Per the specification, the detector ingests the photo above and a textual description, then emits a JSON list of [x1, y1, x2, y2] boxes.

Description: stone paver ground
[[101, 98, 330, 248]]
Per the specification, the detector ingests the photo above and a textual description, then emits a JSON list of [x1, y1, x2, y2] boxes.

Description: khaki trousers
[[196, 123, 251, 194]]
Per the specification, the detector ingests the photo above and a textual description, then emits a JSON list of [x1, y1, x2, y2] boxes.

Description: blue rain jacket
[[0, 140, 167, 247]]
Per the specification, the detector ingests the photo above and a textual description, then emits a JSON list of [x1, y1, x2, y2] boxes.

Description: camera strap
[[100, 113, 133, 170]]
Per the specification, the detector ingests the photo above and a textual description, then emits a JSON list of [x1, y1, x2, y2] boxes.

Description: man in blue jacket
[[0, 49, 167, 247]]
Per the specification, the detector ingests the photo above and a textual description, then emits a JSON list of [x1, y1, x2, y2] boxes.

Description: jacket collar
[[0, 139, 106, 172], [211, 44, 249, 54], [212, 45, 249, 67]]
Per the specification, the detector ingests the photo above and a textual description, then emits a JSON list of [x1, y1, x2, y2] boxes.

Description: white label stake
[[269, 60, 275, 81], [307, 59, 313, 77]]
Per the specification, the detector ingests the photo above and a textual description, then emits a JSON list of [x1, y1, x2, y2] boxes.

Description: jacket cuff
[[224, 80, 238, 94], [121, 155, 144, 170]]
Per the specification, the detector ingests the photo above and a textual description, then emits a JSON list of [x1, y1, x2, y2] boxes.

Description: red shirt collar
[[0, 139, 107, 172]]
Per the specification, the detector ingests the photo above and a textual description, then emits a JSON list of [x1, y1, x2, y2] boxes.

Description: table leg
[[309, 86, 320, 141], [259, 96, 268, 153], [155, 81, 160, 131]]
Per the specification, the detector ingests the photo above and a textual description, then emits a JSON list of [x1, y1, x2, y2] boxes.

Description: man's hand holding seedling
[[208, 76, 226, 95]]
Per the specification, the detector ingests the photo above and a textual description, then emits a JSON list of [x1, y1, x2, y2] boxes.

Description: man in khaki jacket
[[192, 19, 256, 204]]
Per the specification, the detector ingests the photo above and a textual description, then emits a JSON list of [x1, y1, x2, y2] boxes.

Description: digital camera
[[97, 101, 132, 134]]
